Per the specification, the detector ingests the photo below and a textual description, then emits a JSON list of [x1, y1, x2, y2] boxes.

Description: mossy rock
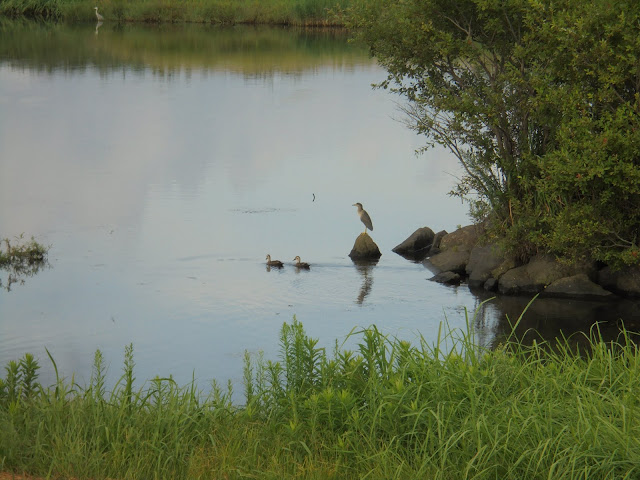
[[349, 233, 381, 260]]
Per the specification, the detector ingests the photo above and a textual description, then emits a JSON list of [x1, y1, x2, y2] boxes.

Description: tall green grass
[[0, 0, 352, 25], [1, 314, 639, 479]]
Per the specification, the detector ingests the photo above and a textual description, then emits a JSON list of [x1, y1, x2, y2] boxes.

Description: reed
[[1, 312, 639, 479], [0, 235, 49, 291], [0, 0, 352, 25], [0, 235, 47, 268]]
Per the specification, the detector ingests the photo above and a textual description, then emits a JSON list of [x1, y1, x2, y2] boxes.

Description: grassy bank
[[1, 316, 639, 479], [0, 0, 352, 25]]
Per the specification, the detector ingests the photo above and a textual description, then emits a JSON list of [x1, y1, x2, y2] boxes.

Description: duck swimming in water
[[266, 254, 284, 268], [292, 256, 310, 269]]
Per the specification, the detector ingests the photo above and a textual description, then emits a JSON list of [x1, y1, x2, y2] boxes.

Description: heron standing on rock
[[94, 6, 104, 21], [353, 203, 373, 235]]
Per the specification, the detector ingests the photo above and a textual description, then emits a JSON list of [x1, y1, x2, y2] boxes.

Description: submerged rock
[[498, 254, 594, 296], [597, 265, 640, 297], [429, 271, 462, 285], [349, 233, 381, 260], [543, 274, 615, 299]]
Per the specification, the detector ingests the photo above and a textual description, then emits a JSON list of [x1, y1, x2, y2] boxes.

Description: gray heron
[[353, 202, 373, 234]]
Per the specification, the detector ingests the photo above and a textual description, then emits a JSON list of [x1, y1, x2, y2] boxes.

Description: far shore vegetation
[[0, 0, 352, 25], [1, 318, 639, 479]]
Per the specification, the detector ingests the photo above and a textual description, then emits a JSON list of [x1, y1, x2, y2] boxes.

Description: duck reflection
[[352, 258, 379, 305]]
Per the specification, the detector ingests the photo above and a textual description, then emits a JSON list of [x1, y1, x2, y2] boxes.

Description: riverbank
[[1, 319, 638, 479], [0, 0, 351, 25]]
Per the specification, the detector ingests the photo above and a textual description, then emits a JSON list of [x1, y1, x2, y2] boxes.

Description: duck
[[266, 254, 284, 268], [292, 256, 310, 269]]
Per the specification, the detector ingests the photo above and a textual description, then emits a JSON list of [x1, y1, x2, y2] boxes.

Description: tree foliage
[[347, 0, 640, 267]]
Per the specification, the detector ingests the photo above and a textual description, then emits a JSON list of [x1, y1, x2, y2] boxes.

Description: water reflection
[[0, 20, 368, 77], [0, 242, 50, 292], [352, 258, 378, 305], [7, 20, 632, 397], [0, 261, 49, 292], [470, 289, 640, 351]]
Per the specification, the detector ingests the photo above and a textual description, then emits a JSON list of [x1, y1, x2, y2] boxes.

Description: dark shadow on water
[[351, 258, 379, 305], [469, 287, 640, 352], [393, 248, 431, 263]]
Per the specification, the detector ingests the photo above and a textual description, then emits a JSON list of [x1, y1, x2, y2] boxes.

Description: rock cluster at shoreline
[[394, 224, 640, 300]]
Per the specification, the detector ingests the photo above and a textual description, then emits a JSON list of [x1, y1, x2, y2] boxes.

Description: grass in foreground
[[0, 0, 352, 25], [1, 315, 639, 479]]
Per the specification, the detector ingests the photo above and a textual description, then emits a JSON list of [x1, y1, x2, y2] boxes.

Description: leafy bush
[[347, 0, 640, 267]]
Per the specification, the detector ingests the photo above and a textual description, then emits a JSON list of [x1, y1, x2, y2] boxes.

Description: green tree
[[348, 0, 640, 266]]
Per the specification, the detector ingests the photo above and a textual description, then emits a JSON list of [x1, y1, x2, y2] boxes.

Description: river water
[[0, 22, 637, 398]]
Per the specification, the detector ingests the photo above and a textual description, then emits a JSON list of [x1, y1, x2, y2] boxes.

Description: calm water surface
[[0, 22, 637, 398]]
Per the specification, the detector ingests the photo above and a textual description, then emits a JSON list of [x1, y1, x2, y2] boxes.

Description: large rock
[[498, 254, 591, 295], [392, 227, 435, 260], [424, 249, 470, 275], [429, 271, 462, 285], [439, 224, 482, 251], [543, 273, 615, 299], [427, 230, 448, 256], [466, 243, 505, 288], [410, 221, 640, 299], [349, 233, 382, 260], [597, 265, 640, 297], [424, 225, 480, 275]]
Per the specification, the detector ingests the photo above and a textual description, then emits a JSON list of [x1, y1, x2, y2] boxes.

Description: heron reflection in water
[[352, 258, 378, 305]]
